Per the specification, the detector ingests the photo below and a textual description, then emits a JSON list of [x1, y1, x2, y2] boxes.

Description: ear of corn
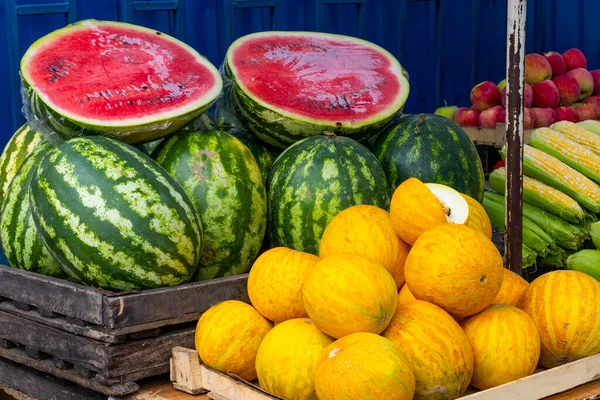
[[551, 121, 600, 155], [482, 192, 552, 257], [539, 246, 569, 268], [489, 167, 585, 223], [529, 128, 600, 184], [566, 249, 600, 281], [577, 120, 600, 136], [521, 202, 588, 250], [500, 144, 600, 213], [591, 222, 600, 249], [522, 245, 537, 269]]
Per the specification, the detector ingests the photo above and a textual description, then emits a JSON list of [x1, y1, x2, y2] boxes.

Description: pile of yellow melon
[[195, 178, 600, 400]]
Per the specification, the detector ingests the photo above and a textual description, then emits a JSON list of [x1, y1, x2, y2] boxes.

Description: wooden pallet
[[169, 347, 600, 400], [0, 265, 249, 396]]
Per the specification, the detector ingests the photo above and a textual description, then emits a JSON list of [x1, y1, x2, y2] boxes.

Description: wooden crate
[[169, 347, 600, 400], [0, 265, 249, 397], [462, 124, 535, 148]]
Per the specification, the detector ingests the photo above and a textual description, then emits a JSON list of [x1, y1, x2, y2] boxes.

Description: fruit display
[[194, 178, 600, 398], [2, 17, 600, 400], [438, 48, 600, 128]]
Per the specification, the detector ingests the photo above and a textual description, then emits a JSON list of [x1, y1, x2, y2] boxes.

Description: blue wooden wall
[[1, 0, 599, 147]]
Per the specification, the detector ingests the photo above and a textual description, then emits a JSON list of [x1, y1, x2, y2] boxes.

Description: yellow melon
[[302, 253, 397, 339], [195, 300, 272, 381], [319, 205, 410, 288], [382, 301, 473, 399], [314, 332, 415, 400], [518, 270, 600, 368], [397, 284, 417, 305], [461, 193, 492, 239], [390, 178, 448, 245], [405, 224, 504, 318], [248, 247, 319, 323], [462, 304, 540, 390], [491, 269, 529, 306], [255, 319, 334, 400]]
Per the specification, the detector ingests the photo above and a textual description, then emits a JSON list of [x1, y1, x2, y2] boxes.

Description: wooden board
[[462, 124, 534, 148], [0, 265, 249, 340], [170, 347, 600, 400]]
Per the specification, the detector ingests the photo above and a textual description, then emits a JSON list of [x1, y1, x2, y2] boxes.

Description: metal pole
[[505, 0, 526, 275]]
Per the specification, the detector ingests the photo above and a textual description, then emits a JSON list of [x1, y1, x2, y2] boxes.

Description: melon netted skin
[[29, 136, 203, 291], [267, 134, 390, 254], [371, 113, 485, 202], [20, 20, 222, 144], [224, 31, 410, 149]]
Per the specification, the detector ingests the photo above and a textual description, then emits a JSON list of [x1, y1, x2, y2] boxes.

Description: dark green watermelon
[[0, 142, 64, 277], [229, 128, 280, 183], [29, 136, 202, 292], [153, 130, 267, 280], [370, 113, 485, 202], [268, 134, 390, 255]]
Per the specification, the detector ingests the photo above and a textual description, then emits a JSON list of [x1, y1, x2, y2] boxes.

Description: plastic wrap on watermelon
[[214, 31, 411, 150], [18, 19, 223, 146]]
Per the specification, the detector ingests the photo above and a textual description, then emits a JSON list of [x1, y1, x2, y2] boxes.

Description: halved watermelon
[[20, 20, 222, 144], [224, 31, 410, 149]]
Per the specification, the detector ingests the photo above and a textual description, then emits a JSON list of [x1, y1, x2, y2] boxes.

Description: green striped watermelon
[[0, 124, 45, 206], [153, 130, 267, 280], [268, 134, 390, 254], [224, 31, 410, 149], [30, 136, 202, 291], [0, 142, 63, 277], [20, 20, 222, 144], [229, 128, 279, 183], [370, 113, 485, 202]]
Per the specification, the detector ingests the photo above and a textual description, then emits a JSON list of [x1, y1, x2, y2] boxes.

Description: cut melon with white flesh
[[20, 19, 223, 144], [425, 183, 470, 225], [224, 31, 410, 149]]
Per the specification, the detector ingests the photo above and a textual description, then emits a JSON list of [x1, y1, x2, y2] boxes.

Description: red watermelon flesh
[[20, 20, 222, 143], [228, 32, 409, 125]]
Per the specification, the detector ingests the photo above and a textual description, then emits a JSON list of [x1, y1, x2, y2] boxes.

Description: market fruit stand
[[1, 0, 600, 399]]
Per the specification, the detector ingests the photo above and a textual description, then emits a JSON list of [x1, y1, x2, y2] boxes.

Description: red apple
[[524, 107, 535, 129], [501, 83, 533, 108], [531, 108, 557, 128], [525, 53, 553, 84], [554, 106, 578, 122], [454, 107, 480, 127], [532, 80, 560, 108], [567, 68, 595, 100], [497, 79, 507, 92], [544, 51, 567, 77], [553, 75, 580, 106], [478, 105, 505, 128], [470, 81, 501, 111], [590, 70, 600, 96], [573, 103, 597, 121], [562, 48, 587, 71], [583, 95, 600, 117]]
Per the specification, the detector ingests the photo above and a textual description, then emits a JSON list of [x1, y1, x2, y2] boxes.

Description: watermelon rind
[[29, 136, 203, 292], [371, 113, 486, 202], [0, 124, 45, 206], [20, 19, 223, 144], [224, 31, 410, 149], [0, 142, 64, 277], [153, 130, 267, 280], [267, 134, 390, 254]]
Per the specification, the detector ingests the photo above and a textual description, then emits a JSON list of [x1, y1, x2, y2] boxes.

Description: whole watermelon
[[268, 134, 390, 255], [153, 130, 267, 280], [0, 142, 63, 277], [29, 137, 202, 292], [371, 114, 485, 202]]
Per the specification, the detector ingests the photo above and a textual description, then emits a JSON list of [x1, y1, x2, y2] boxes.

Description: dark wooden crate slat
[[103, 274, 249, 329], [0, 301, 123, 344], [0, 348, 138, 397], [0, 310, 107, 372], [0, 265, 104, 325]]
